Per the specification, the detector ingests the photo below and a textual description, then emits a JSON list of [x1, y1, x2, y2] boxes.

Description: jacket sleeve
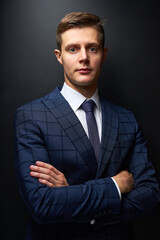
[[120, 113, 160, 223], [14, 106, 121, 225]]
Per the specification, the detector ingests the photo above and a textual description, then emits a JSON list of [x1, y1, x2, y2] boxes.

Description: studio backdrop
[[1, 0, 160, 239]]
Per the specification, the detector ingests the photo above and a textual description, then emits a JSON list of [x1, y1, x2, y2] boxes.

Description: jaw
[[64, 73, 98, 98]]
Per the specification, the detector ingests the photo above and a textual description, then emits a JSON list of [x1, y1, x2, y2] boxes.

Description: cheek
[[62, 59, 73, 71], [91, 53, 103, 63], [62, 55, 77, 69], [92, 57, 103, 69]]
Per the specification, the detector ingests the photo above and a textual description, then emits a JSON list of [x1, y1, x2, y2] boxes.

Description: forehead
[[60, 27, 100, 47]]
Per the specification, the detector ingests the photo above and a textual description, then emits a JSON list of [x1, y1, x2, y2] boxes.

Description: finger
[[30, 171, 54, 184], [39, 178, 54, 188], [30, 165, 52, 175], [36, 161, 61, 175], [30, 170, 64, 187], [30, 163, 69, 187], [30, 165, 62, 183], [30, 171, 68, 187]]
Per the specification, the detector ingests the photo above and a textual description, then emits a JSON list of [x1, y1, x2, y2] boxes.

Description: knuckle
[[49, 165, 54, 171], [59, 179, 64, 184], [60, 172, 64, 177], [59, 178, 66, 185], [47, 176, 52, 182], [46, 169, 52, 175]]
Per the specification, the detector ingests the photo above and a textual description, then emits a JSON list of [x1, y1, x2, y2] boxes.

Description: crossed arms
[[14, 105, 160, 225], [30, 161, 134, 194]]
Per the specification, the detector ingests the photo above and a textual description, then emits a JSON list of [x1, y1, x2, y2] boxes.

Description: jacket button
[[107, 209, 112, 213], [103, 209, 112, 214], [90, 219, 95, 225]]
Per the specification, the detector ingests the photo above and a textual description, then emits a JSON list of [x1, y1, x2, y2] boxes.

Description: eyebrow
[[64, 44, 79, 50], [64, 42, 101, 50]]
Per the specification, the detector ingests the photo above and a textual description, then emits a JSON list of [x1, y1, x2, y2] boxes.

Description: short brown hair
[[56, 12, 105, 50]]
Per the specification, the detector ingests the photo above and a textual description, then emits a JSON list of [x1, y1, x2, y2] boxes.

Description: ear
[[54, 49, 63, 65], [102, 47, 108, 63]]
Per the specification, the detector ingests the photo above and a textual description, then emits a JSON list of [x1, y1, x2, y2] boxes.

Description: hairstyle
[[56, 12, 105, 51]]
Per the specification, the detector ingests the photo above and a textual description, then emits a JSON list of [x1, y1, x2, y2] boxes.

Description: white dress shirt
[[61, 82, 102, 141], [60, 83, 121, 199]]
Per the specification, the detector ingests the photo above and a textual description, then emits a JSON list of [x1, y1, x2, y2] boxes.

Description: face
[[55, 27, 108, 95]]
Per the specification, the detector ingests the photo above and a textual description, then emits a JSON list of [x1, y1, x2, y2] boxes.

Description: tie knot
[[81, 99, 95, 113]]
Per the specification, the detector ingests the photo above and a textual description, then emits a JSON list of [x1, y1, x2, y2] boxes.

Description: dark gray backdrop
[[1, 0, 160, 239]]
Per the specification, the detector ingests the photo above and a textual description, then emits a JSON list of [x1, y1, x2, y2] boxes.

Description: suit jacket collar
[[42, 87, 98, 177], [61, 82, 101, 112], [42, 87, 118, 178], [96, 95, 118, 178]]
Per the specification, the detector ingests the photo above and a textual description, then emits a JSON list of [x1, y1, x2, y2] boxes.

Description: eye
[[69, 47, 77, 53], [89, 47, 97, 53]]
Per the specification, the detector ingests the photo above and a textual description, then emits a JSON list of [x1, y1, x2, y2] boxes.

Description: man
[[14, 12, 160, 240]]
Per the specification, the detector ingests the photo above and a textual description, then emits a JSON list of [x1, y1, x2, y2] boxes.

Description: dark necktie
[[81, 100, 100, 160]]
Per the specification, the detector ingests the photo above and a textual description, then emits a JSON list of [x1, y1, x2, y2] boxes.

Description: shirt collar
[[60, 82, 100, 112]]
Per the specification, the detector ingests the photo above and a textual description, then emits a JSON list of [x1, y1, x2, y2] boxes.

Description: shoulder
[[15, 87, 61, 112], [100, 95, 137, 124], [100, 95, 132, 113], [14, 87, 61, 122]]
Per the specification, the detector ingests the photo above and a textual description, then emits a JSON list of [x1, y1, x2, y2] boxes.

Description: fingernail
[[30, 165, 35, 170]]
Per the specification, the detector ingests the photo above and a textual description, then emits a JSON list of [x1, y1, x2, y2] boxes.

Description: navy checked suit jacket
[[14, 87, 160, 240]]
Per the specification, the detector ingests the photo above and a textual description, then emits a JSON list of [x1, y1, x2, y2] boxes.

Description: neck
[[65, 81, 97, 98]]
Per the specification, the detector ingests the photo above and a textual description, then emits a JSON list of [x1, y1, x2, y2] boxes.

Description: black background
[[1, 0, 160, 239]]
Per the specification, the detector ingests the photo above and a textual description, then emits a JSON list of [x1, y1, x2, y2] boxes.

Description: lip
[[77, 68, 92, 74]]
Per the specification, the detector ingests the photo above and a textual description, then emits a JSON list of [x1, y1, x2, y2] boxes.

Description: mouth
[[77, 68, 92, 74]]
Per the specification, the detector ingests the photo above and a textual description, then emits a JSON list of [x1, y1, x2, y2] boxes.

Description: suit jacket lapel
[[42, 87, 98, 177], [96, 96, 118, 178]]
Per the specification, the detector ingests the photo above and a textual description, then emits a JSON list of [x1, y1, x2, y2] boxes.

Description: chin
[[65, 75, 97, 88], [75, 77, 97, 86], [75, 81, 96, 88]]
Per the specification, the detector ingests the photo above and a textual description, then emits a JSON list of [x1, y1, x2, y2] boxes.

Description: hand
[[113, 170, 134, 194], [30, 161, 69, 188]]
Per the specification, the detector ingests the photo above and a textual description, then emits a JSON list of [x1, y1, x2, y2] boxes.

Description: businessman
[[14, 12, 160, 240]]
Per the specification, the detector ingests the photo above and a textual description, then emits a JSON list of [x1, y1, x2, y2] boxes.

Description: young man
[[14, 12, 160, 240]]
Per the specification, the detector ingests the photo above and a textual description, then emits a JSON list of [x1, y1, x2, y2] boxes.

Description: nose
[[79, 48, 89, 64]]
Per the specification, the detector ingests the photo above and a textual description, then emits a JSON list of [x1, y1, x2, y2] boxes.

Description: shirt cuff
[[111, 177, 122, 200]]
